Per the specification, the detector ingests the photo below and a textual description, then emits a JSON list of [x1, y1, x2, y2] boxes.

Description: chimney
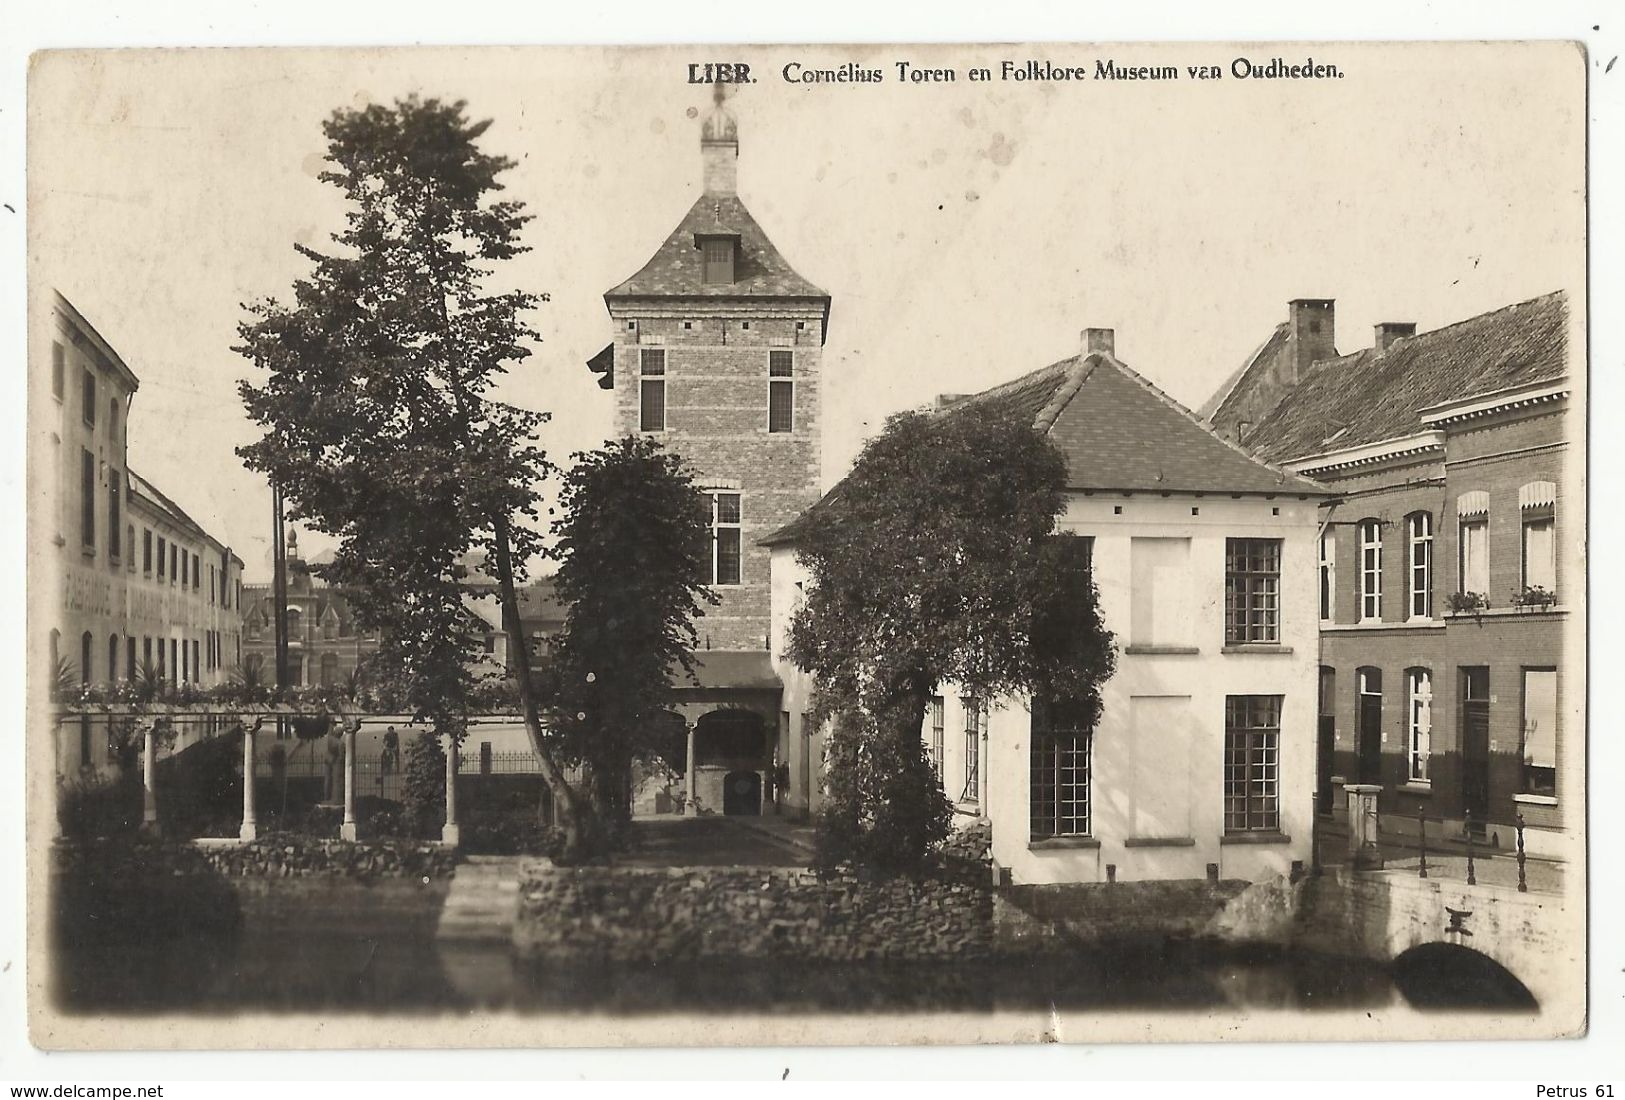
[[1082, 327, 1115, 358], [1287, 298, 1336, 379], [1374, 321, 1416, 354], [700, 82, 739, 196]]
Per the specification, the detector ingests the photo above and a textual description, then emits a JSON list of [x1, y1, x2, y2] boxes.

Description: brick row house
[[35, 291, 246, 777], [770, 330, 1336, 885], [1205, 292, 1579, 859]]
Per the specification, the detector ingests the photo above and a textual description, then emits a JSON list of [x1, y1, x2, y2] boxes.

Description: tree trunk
[[489, 509, 592, 858]]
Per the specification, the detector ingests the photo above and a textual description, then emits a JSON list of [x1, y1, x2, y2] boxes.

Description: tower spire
[[700, 80, 738, 195]]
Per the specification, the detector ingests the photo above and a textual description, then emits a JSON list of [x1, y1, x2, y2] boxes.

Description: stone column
[[441, 732, 460, 847], [141, 719, 159, 833], [240, 718, 258, 842], [1345, 783, 1383, 869], [340, 719, 359, 842], [684, 723, 697, 815]]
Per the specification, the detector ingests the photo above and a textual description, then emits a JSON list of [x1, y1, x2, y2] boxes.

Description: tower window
[[768, 350, 794, 433], [52, 342, 65, 400], [82, 369, 96, 426], [639, 349, 666, 432], [707, 491, 743, 585]]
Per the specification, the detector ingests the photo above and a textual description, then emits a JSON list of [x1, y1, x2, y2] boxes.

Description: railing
[[1321, 799, 1547, 892]]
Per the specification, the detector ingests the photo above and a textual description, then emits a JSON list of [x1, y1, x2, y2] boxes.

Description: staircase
[[436, 855, 522, 943]]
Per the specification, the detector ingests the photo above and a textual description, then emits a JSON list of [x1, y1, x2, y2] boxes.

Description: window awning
[[1456, 490, 1489, 518], [1519, 481, 1557, 510]]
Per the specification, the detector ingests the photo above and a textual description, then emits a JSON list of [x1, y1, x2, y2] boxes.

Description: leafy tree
[[548, 436, 717, 832], [787, 405, 1116, 872], [235, 96, 589, 852]]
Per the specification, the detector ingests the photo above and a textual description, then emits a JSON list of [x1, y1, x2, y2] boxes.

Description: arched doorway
[[693, 709, 767, 816]]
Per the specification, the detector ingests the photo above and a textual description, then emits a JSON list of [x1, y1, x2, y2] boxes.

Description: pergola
[[51, 703, 473, 847]]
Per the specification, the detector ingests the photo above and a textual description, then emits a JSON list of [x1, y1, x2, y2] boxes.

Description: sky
[[29, 42, 1585, 582]]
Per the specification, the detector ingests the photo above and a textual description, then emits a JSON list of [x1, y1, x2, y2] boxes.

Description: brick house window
[[52, 342, 65, 400], [1358, 519, 1383, 621], [170, 543, 178, 584], [1520, 485, 1556, 594], [1406, 667, 1433, 783], [192, 551, 201, 590], [639, 348, 666, 432], [126, 636, 136, 680], [1318, 529, 1335, 621], [125, 524, 134, 572], [1225, 537, 1281, 643], [1224, 695, 1281, 833], [1521, 668, 1557, 796], [181, 549, 189, 587], [960, 697, 986, 804], [80, 449, 95, 549], [1406, 511, 1433, 619], [1031, 697, 1092, 839], [82, 369, 96, 427], [768, 350, 794, 433], [1459, 515, 1489, 595], [706, 491, 742, 585]]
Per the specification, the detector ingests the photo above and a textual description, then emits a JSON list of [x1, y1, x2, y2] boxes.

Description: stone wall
[[995, 879, 1252, 951], [515, 864, 990, 963], [53, 836, 459, 881]]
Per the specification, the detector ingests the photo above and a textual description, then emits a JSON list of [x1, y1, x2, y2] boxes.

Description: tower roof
[[604, 193, 830, 303]]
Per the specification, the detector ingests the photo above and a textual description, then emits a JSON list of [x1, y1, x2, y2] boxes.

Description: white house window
[[960, 697, 986, 805], [768, 350, 794, 433], [1358, 520, 1383, 621], [1224, 695, 1281, 833], [1406, 511, 1433, 619], [1225, 538, 1281, 644], [1031, 698, 1091, 840], [1521, 668, 1558, 796], [1318, 529, 1335, 621], [707, 491, 742, 586], [1406, 667, 1433, 783], [926, 695, 945, 780]]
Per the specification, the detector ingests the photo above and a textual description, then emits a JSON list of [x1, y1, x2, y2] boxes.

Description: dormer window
[[702, 238, 734, 284]]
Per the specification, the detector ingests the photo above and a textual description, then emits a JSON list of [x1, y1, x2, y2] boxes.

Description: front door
[[1357, 667, 1383, 785], [1461, 667, 1491, 827], [1318, 715, 1337, 814], [723, 769, 762, 815]]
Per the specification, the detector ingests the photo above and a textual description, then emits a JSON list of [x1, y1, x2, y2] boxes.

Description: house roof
[[1245, 291, 1568, 464], [604, 194, 829, 306], [127, 469, 215, 546], [764, 345, 1331, 545], [1195, 324, 1289, 424]]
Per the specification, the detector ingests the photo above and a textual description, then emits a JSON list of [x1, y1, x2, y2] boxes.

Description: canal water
[[51, 878, 1537, 1017]]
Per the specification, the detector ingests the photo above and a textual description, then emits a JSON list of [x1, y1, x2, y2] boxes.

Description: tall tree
[[235, 96, 588, 851], [548, 436, 717, 831], [787, 405, 1116, 871]]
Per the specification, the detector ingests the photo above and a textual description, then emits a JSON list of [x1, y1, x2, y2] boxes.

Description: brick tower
[[593, 86, 829, 652]]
